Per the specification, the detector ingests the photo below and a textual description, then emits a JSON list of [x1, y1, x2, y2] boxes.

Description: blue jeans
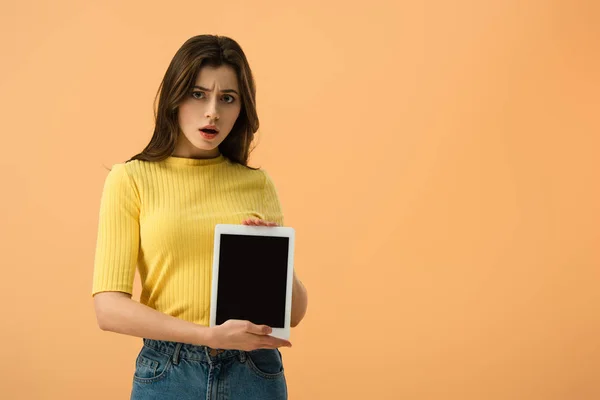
[[130, 339, 287, 399]]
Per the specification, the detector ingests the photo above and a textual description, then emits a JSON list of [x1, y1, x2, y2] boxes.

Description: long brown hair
[[124, 34, 260, 168]]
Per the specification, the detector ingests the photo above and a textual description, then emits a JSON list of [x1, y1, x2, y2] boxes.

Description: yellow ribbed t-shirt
[[91, 154, 284, 326]]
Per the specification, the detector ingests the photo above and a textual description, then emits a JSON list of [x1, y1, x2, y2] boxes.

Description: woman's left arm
[[291, 270, 308, 327]]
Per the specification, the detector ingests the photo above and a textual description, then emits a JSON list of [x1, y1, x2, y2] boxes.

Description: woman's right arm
[[94, 291, 210, 345], [93, 291, 292, 350]]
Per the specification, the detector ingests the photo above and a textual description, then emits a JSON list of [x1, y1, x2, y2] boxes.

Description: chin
[[192, 140, 220, 151], [196, 145, 218, 151]]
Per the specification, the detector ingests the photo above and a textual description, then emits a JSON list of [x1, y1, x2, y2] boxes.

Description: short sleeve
[[92, 163, 140, 296], [261, 170, 285, 226]]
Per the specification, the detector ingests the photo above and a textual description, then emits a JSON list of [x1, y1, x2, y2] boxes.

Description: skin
[[173, 64, 242, 159]]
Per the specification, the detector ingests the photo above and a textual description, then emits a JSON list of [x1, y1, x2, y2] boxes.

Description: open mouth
[[199, 128, 219, 140]]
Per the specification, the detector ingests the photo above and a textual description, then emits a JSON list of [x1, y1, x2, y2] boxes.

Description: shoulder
[[103, 161, 142, 196], [105, 162, 129, 181], [106, 161, 138, 181], [258, 168, 278, 187], [116, 158, 156, 180]]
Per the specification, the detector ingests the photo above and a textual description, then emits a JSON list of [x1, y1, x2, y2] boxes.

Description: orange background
[[1, 1, 599, 399]]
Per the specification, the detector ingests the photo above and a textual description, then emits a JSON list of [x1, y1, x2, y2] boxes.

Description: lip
[[199, 130, 218, 140], [200, 125, 219, 133]]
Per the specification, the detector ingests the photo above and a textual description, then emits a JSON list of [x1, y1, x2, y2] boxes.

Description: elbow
[[97, 318, 109, 331], [93, 291, 130, 331], [94, 301, 111, 331], [291, 307, 307, 328], [291, 310, 307, 328], [291, 294, 308, 328]]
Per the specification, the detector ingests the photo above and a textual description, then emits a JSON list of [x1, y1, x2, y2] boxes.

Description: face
[[173, 65, 242, 159]]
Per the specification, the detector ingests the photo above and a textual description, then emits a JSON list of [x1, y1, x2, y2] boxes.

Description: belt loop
[[238, 350, 246, 363], [172, 342, 183, 365], [203, 346, 214, 365]]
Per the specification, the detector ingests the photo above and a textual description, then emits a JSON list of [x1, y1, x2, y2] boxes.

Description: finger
[[262, 337, 292, 348], [255, 220, 278, 227], [256, 342, 284, 350], [243, 219, 278, 227], [245, 322, 272, 335], [258, 220, 278, 226]]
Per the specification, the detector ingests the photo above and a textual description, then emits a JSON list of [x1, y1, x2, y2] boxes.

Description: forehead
[[194, 65, 239, 88]]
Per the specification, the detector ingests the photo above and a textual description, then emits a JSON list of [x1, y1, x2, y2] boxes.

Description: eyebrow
[[193, 85, 239, 95]]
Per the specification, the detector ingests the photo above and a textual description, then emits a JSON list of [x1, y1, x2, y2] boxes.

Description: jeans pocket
[[133, 345, 173, 384], [245, 349, 285, 379]]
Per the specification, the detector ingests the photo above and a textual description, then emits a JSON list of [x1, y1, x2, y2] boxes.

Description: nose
[[205, 98, 220, 121]]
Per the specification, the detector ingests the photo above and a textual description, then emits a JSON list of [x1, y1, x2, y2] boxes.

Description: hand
[[242, 218, 279, 227], [207, 319, 292, 351]]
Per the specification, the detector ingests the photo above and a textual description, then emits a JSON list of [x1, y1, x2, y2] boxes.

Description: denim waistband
[[142, 338, 245, 365]]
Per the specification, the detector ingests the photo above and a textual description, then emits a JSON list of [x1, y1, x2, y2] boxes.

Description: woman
[[92, 34, 308, 400]]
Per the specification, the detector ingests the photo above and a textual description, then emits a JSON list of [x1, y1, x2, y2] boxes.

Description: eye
[[191, 91, 205, 99], [222, 95, 235, 104]]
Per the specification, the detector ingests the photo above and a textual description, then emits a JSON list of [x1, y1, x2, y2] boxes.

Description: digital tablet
[[209, 224, 295, 340]]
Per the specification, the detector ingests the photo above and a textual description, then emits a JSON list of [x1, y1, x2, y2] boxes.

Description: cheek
[[178, 102, 198, 126], [225, 106, 242, 126]]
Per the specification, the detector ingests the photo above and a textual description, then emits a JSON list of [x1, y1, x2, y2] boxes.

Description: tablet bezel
[[209, 223, 295, 340]]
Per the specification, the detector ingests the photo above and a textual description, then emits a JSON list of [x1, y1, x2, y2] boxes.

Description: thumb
[[245, 323, 272, 335]]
